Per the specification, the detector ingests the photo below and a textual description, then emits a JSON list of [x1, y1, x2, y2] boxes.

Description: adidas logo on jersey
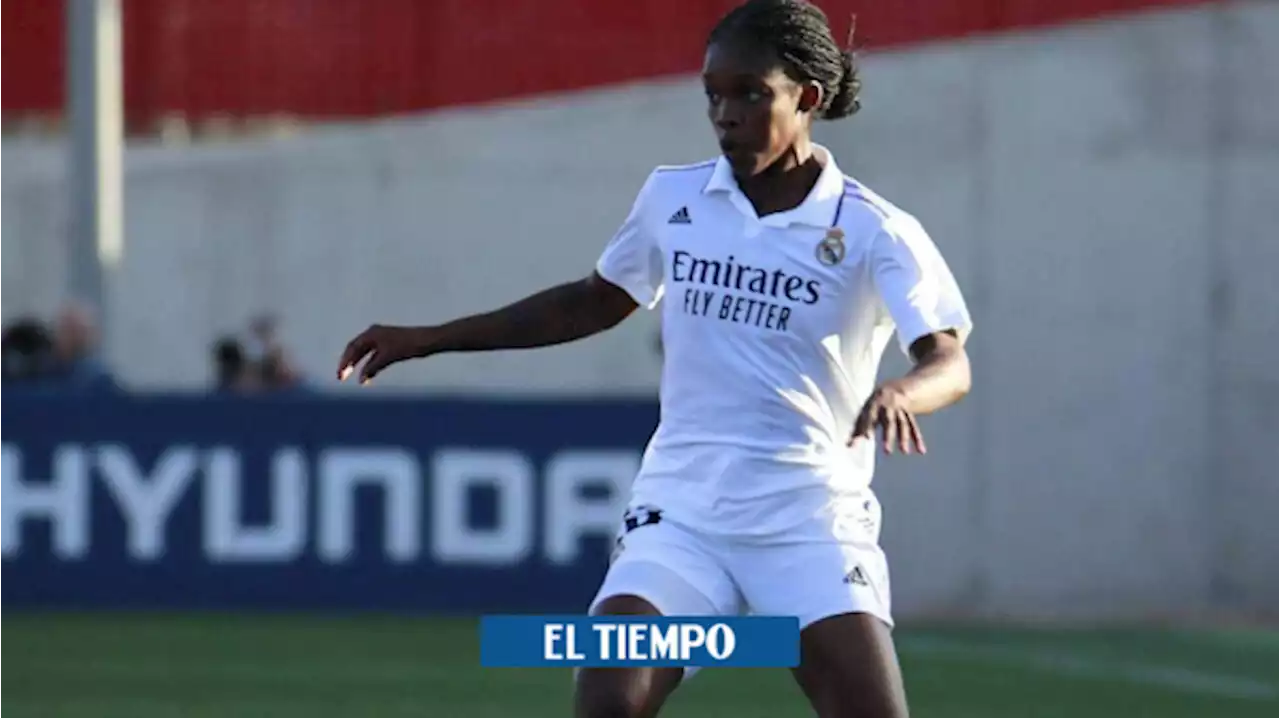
[[667, 206, 692, 224]]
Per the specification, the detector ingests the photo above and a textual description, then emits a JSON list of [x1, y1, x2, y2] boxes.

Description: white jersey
[[596, 146, 972, 538]]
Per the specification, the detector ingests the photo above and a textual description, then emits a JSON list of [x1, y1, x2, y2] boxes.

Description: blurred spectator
[[261, 349, 304, 390], [245, 313, 277, 360], [49, 301, 118, 392], [212, 336, 260, 393], [212, 319, 306, 394], [2, 318, 57, 384], [246, 313, 306, 391]]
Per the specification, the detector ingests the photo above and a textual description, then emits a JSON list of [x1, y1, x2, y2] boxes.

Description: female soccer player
[[338, 1, 972, 715]]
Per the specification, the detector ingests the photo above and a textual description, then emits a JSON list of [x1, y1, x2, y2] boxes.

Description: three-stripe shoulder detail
[[653, 159, 717, 174], [839, 179, 891, 222]]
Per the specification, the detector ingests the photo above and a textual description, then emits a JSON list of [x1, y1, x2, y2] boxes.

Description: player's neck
[[735, 140, 823, 218]]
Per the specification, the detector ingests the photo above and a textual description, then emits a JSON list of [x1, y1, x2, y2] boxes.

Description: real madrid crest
[[816, 227, 846, 267]]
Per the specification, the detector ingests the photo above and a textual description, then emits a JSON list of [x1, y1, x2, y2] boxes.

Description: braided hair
[[708, 0, 862, 121]]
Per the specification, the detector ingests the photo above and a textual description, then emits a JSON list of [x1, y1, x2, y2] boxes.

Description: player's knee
[[574, 668, 672, 718], [575, 691, 648, 718], [814, 690, 908, 718]]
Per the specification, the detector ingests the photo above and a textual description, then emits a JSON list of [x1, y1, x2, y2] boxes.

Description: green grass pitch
[[4, 615, 1275, 717]]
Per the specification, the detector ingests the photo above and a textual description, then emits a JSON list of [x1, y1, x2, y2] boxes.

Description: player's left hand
[[850, 384, 925, 455]]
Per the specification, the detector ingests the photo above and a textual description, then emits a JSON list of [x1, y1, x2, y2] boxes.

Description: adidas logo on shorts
[[843, 565, 869, 586]]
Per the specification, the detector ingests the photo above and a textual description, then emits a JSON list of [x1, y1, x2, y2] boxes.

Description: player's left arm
[[851, 221, 974, 454], [893, 330, 972, 414], [850, 331, 971, 454]]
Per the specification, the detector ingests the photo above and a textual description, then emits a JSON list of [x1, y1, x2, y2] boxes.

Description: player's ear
[[797, 81, 823, 115]]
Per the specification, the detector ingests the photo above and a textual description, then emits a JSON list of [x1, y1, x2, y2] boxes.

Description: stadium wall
[[3, 2, 1276, 620]]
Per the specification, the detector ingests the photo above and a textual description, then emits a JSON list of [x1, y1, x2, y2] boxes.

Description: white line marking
[[900, 636, 1278, 702]]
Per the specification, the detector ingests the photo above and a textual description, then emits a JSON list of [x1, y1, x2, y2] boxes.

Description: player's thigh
[[575, 594, 680, 718], [575, 513, 741, 718], [793, 611, 908, 718], [733, 539, 903, 718]]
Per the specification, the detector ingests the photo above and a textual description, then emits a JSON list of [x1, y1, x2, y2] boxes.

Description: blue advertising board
[[1, 392, 659, 612]]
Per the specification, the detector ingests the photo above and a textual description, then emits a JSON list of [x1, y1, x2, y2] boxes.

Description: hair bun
[[821, 50, 861, 121]]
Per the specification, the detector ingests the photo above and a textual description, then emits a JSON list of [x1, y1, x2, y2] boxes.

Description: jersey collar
[[702, 144, 846, 229]]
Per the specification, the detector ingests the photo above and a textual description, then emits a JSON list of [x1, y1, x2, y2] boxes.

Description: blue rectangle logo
[[480, 615, 800, 667]]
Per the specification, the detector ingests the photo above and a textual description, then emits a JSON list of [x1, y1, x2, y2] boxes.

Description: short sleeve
[[595, 172, 665, 310], [870, 220, 973, 357]]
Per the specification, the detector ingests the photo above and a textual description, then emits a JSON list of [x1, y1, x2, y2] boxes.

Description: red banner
[[2, 0, 1204, 126]]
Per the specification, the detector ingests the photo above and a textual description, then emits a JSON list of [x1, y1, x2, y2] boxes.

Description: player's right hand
[[850, 383, 926, 455], [337, 324, 434, 385]]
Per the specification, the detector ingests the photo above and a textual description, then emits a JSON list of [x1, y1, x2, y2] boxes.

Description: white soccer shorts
[[584, 501, 893, 678]]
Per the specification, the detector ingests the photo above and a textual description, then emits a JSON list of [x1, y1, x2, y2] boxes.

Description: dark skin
[[338, 272, 638, 379], [337, 39, 969, 718]]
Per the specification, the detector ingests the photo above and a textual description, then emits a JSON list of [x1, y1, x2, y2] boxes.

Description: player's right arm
[[337, 274, 637, 384], [338, 170, 664, 385]]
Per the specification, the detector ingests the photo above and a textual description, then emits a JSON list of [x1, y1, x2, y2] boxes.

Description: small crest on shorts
[[622, 505, 663, 534], [816, 228, 846, 267]]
